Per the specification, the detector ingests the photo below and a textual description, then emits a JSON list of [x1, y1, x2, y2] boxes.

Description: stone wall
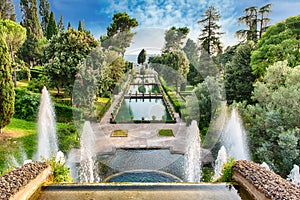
[[0, 162, 52, 200], [233, 160, 300, 200]]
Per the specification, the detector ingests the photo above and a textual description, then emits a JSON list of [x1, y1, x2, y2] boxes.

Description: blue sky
[[12, 0, 300, 54]]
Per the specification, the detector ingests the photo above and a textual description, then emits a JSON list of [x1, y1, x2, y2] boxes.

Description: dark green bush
[[30, 66, 43, 79], [54, 104, 81, 123], [16, 69, 28, 80], [57, 123, 79, 153], [138, 85, 146, 93], [14, 88, 40, 121]]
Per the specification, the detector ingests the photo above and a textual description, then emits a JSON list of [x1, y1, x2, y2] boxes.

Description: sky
[[12, 0, 300, 55]]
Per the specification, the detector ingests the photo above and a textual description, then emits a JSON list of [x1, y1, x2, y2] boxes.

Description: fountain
[[287, 164, 300, 187], [36, 86, 58, 160], [79, 121, 99, 182], [212, 146, 227, 180], [184, 120, 201, 182], [260, 162, 270, 170], [221, 108, 250, 160]]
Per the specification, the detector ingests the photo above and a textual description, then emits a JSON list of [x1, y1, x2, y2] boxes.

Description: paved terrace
[[93, 72, 189, 156]]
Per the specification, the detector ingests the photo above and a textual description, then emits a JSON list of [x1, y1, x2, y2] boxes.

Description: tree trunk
[[0, 128, 2, 134], [56, 86, 60, 94]]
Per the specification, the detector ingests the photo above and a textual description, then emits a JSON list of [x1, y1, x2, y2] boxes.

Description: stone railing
[[0, 162, 52, 200], [233, 160, 300, 200]]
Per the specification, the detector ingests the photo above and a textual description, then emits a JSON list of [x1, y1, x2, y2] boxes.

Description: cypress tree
[[78, 20, 84, 32], [0, 0, 16, 21], [0, 25, 15, 134], [39, 0, 50, 36], [137, 49, 146, 65], [57, 15, 65, 32], [46, 11, 58, 39], [19, 0, 43, 66], [67, 22, 71, 29]]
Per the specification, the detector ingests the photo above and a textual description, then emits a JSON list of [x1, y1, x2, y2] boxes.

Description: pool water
[[105, 171, 182, 182], [115, 98, 171, 122]]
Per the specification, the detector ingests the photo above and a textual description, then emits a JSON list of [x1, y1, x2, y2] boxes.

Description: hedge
[[54, 104, 82, 123]]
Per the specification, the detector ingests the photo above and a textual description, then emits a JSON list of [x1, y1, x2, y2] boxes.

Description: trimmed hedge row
[[97, 98, 112, 120]]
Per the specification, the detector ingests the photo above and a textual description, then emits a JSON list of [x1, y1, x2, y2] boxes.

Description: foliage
[[158, 129, 174, 136], [57, 123, 79, 153], [221, 158, 235, 182], [95, 98, 111, 120], [224, 41, 256, 104], [198, 6, 224, 55], [202, 167, 214, 182], [39, 0, 50, 36], [54, 103, 82, 123], [101, 12, 138, 54], [45, 155, 72, 183], [19, 0, 44, 66], [0, 0, 16, 21], [183, 39, 203, 85], [138, 85, 146, 93], [46, 11, 58, 39], [185, 76, 224, 139], [57, 15, 65, 32], [251, 15, 300, 77], [27, 74, 49, 93], [240, 61, 300, 176], [236, 4, 272, 41], [0, 19, 27, 86], [163, 26, 189, 53], [14, 88, 40, 121], [0, 25, 14, 133], [43, 28, 98, 95], [137, 49, 146, 64]]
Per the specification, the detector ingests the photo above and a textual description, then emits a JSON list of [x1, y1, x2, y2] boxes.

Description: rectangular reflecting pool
[[37, 183, 251, 200], [115, 98, 171, 122]]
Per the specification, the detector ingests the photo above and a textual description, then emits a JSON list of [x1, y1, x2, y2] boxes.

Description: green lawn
[[158, 129, 174, 136], [111, 130, 128, 137]]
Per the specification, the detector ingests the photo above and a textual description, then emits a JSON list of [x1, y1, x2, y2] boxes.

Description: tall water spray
[[79, 121, 99, 182], [221, 108, 250, 160], [287, 164, 300, 187], [36, 86, 58, 160], [213, 146, 227, 180], [184, 120, 201, 182]]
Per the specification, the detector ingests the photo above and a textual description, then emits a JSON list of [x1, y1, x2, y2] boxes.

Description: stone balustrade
[[233, 160, 300, 200]]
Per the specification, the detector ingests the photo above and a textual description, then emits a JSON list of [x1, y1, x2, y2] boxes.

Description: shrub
[[54, 104, 81, 123], [221, 158, 235, 182], [45, 155, 72, 183], [14, 88, 40, 121], [138, 85, 146, 93], [57, 123, 79, 153]]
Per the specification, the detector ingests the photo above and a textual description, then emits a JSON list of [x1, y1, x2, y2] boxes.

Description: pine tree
[[19, 0, 43, 66], [57, 15, 65, 32], [39, 0, 50, 36], [198, 6, 224, 55], [46, 11, 58, 39], [0, 0, 16, 21], [236, 4, 272, 41], [0, 24, 15, 134]]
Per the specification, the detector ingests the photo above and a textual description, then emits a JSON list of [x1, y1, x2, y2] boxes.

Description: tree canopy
[[101, 12, 138, 54], [43, 28, 98, 95], [163, 26, 189, 53], [251, 15, 300, 77], [224, 41, 256, 104]]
